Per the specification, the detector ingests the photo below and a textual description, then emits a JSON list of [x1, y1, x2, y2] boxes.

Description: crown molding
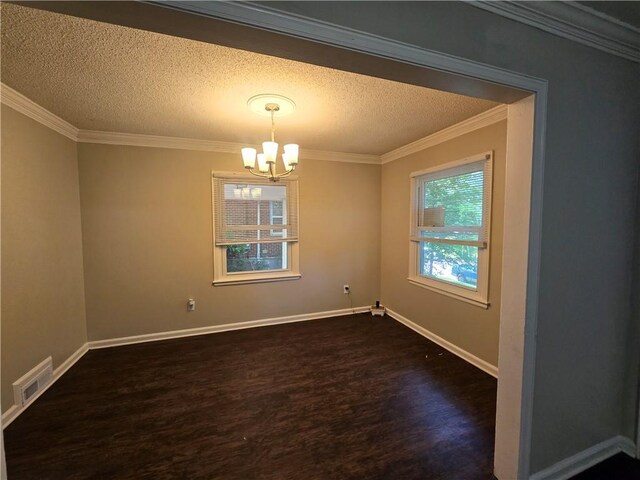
[[380, 104, 507, 164], [2, 82, 503, 166], [77, 130, 239, 153], [468, 1, 640, 63], [0, 83, 380, 164], [1, 83, 79, 140], [77, 130, 381, 164], [300, 148, 380, 165]]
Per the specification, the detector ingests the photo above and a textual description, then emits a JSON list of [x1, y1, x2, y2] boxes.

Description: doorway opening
[[2, 2, 545, 478]]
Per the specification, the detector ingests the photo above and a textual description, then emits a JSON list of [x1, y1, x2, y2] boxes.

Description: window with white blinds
[[212, 178, 298, 246], [409, 152, 493, 307], [211, 174, 300, 285]]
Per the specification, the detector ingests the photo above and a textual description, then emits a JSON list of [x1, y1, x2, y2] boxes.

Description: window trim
[[408, 152, 493, 308], [211, 171, 300, 286]]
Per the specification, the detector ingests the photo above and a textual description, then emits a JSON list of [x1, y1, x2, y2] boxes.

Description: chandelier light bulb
[[241, 148, 257, 169], [262, 141, 278, 164], [284, 144, 299, 165], [257, 153, 269, 173]]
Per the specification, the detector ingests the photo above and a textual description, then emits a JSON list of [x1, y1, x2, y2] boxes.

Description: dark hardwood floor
[[569, 453, 640, 479], [5, 314, 498, 479]]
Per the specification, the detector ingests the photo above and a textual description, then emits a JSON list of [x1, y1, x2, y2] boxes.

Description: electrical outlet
[[343, 285, 350, 294]]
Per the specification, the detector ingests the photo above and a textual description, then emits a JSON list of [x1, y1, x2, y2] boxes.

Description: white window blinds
[[411, 156, 491, 248], [212, 176, 299, 246]]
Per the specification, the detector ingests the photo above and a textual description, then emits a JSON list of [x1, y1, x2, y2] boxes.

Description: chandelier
[[241, 94, 299, 182]]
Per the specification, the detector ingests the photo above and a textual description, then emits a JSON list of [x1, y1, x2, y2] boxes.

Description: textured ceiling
[[1, 3, 499, 155]]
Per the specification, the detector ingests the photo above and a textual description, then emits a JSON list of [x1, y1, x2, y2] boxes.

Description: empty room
[[1, 2, 639, 480]]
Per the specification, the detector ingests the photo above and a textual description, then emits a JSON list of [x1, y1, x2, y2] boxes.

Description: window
[[409, 152, 493, 307], [269, 200, 284, 237], [212, 173, 300, 285]]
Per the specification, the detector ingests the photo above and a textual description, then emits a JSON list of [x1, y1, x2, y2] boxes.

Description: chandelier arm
[[277, 167, 296, 178], [245, 168, 270, 179]]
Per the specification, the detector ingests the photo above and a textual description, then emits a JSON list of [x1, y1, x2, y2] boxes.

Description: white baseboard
[[2, 343, 89, 429], [386, 308, 498, 378], [55, 342, 90, 379], [2, 307, 370, 429], [87, 306, 369, 349], [0, 406, 19, 430], [530, 435, 637, 480]]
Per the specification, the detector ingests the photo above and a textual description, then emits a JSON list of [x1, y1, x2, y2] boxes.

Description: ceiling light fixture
[[241, 94, 299, 182]]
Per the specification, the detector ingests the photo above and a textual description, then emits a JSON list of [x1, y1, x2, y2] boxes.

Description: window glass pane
[[271, 201, 284, 221], [223, 184, 287, 227], [419, 241, 479, 289], [226, 243, 287, 273], [422, 170, 483, 228], [223, 230, 290, 243], [221, 184, 288, 243], [270, 200, 284, 237]]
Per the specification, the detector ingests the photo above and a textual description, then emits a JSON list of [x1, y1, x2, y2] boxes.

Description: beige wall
[[77, 144, 381, 340], [1, 105, 87, 412], [381, 121, 507, 366]]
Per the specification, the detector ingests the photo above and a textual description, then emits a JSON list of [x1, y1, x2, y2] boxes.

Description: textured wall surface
[[1, 106, 87, 412], [261, 1, 640, 474], [77, 144, 381, 340], [381, 121, 507, 366]]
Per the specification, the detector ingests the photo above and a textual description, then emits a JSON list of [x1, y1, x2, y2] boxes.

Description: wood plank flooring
[[570, 453, 640, 479], [5, 314, 498, 479]]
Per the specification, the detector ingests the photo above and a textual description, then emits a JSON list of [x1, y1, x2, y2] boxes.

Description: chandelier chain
[[271, 109, 275, 143]]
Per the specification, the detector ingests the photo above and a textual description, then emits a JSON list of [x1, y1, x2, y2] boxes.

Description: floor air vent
[[13, 356, 53, 407]]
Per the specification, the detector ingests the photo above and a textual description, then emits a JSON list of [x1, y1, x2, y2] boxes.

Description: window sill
[[407, 278, 489, 309], [213, 273, 301, 286]]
